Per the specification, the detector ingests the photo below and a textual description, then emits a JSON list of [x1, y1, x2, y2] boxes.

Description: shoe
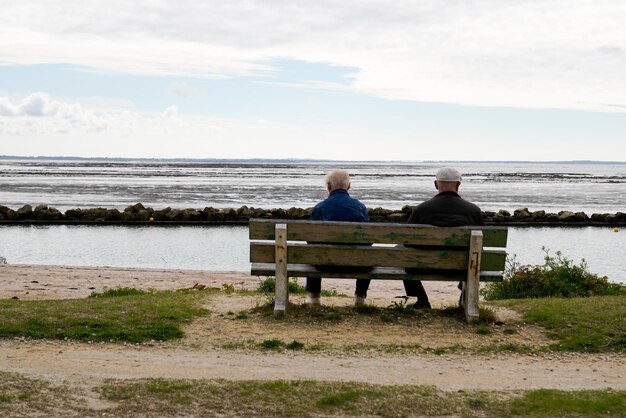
[[354, 295, 366, 306], [305, 297, 321, 305], [408, 300, 431, 309]]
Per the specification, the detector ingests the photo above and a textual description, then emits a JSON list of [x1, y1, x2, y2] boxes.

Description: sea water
[[0, 224, 624, 283], [1, 159, 625, 282], [1, 159, 625, 214]]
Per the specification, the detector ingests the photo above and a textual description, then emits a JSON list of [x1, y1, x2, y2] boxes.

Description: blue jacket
[[311, 189, 369, 222]]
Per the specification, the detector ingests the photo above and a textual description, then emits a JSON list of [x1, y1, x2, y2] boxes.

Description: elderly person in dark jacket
[[404, 167, 484, 308], [305, 169, 370, 306]]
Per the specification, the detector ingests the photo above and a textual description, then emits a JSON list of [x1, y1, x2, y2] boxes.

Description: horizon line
[[1, 155, 625, 165]]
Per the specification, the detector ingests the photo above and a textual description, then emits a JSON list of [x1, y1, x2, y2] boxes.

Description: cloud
[[0, 93, 177, 135], [1, 1, 625, 111]]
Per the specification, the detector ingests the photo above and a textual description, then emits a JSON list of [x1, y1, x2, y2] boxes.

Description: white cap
[[435, 167, 462, 182]]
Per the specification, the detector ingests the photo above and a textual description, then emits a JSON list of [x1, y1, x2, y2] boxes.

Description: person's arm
[[361, 204, 370, 222]]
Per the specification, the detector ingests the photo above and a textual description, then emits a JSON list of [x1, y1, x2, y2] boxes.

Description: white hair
[[325, 169, 350, 190]]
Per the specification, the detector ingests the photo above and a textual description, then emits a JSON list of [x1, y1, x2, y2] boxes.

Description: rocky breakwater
[[0, 203, 625, 225]]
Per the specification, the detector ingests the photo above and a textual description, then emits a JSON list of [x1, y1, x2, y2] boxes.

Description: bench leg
[[274, 223, 289, 317], [465, 230, 483, 323]]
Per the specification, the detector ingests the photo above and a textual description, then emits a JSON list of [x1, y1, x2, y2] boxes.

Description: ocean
[[1, 158, 625, 214], [1, 158, 625, 282]]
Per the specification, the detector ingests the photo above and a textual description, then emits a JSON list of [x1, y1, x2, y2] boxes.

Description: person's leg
[[354, 279, 371, 305], [305, 277, 321, 304], [403, 279, 431, 308]]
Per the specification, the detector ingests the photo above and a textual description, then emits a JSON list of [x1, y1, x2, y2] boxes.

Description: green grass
[[2, 371, 624, 416], [0, 290, 208, 343], [96, 379, 625, 417], [493, 295, 626, 352], [510, 389, 626, 417], [258, 277, 343, 297]]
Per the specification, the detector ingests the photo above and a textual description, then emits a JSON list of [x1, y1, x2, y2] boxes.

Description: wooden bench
[[249, 218, 508, 323]]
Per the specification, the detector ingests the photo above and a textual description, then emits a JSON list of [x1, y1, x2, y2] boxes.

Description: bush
[[258, 277, 307, 295], [89, 287, 148, 298], [482, 249, 625, 300]]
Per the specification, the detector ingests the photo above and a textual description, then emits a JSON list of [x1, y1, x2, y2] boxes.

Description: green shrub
[[89, 287, 148, 298], [258, 277, 307, 295], [482, 249, 625, 300]]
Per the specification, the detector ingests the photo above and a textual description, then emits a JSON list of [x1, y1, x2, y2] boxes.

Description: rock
[[64, 208, 83, 220], [237, 205, 256, 219], [34, 204, 48, 213], [34, 205, 63, 221], [84, 208, 110, 221], [401, 205, 415, 214], [387, 212, 408, 222], [513, 208, 531, 220], [16, 204, 33, 219], [574, 211, 589, 221], [270, 208, 287, 218], [531, 210, 546, 219], [0, 205, 10, 216], [493, 209, 511, 222], [134, 209, 151, 221], [124, 203, 146, 213], [219, 208, 238, 220], [590, 213, 609, 222], [557, 211, 576, 221], [40, 207, 63, 220], [615, 212, 626, 222], [368, 207, 393, 222], [153, 207, 171, 221], [108, 209, 123, 221], [544, 213, 559, 222], [180, 208, 203, 221], [166, 209, 182, 221], [203, 207, 223, 221], [286, 207, 308, 219]]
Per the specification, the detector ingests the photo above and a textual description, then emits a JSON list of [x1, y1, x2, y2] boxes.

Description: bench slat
[[251, 263, 503, 282], [249, 219, 507, 247], [250, 242, 506, 271]]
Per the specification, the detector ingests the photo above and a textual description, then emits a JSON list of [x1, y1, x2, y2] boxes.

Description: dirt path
[[0, 265, 625, 392], [1, 339, 624, 391]]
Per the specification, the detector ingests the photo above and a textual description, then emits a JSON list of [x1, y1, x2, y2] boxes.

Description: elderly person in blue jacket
[[305, 169, 371, 306]]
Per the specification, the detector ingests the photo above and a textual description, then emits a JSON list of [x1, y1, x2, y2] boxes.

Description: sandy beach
[[0, 264, 624, 395]]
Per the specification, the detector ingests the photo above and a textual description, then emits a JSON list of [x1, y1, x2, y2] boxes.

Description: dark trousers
[[403, 280, 430, 303], [306, 277, 371, 297]]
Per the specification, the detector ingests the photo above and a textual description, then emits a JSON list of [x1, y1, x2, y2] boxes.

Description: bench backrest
[[249, 218, 508, 280]]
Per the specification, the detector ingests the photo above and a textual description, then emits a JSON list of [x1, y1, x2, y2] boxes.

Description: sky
[[1, 1, 626, 161]]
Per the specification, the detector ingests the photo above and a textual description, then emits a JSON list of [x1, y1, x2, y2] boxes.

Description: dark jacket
[[408, 191, 483, 226], [311, 189, 369, 222]]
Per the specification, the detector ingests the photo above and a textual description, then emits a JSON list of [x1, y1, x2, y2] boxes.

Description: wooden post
[[464, 230, 483, 323], [274, 223, 288, 317]]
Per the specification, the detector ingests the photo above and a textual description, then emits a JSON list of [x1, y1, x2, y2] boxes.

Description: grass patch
[[511, 389, 626, 417], [0, 290, 208, 343], [250, 300, 497, 327], [495, 295, 626, 352], [97, 379, 625, 417], [259, 339, 306, 351], [0, 371, 89, 415], [258, 277, 343, 297], [89, 286, 148, 298], [2, 371, 624, 416]]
